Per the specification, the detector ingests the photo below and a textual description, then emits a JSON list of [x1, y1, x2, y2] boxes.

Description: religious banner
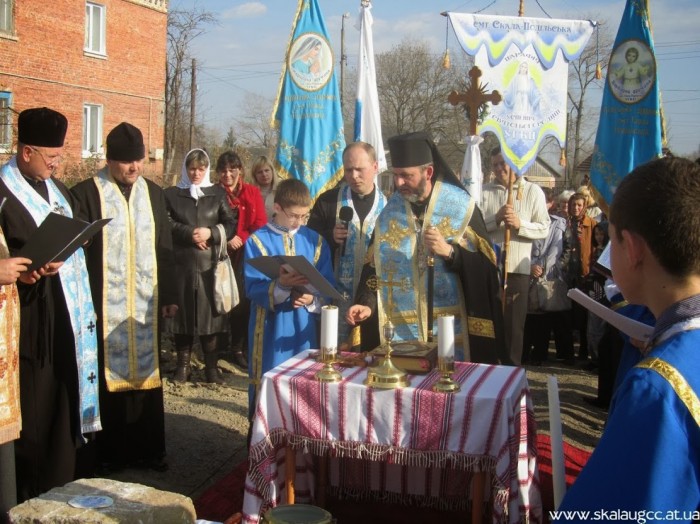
[[353, 0, 387, 173], [448, 13, 594, 175], [589, 0, 662, 208], [272, 0, 346, 201]]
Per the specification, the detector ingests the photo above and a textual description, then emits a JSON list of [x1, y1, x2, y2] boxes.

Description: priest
[[0, 107, 100, 501], [346, 131, 508, 364], [307, 141, 387, 348], [71, 122, 177, 473]]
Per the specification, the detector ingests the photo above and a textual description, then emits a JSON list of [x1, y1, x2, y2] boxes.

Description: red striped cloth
[[243, 351, 542, 523]]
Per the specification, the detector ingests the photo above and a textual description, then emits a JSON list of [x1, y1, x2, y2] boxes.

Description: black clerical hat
[[106, 122, 145, 162], [18, 107, 68, 148], [387, 131, 464, 190]]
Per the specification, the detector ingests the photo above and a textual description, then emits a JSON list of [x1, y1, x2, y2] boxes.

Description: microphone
[[338, 206, 354, 257]]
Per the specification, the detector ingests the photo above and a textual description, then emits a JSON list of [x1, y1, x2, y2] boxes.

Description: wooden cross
[[447, 66, 502, 135]]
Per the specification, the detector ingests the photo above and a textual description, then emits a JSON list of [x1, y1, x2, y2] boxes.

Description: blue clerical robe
[[243, 223, 334, 416], [559, 327, 700, 519]]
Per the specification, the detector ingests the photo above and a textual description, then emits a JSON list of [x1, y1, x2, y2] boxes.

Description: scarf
[[177, 148, 212, 200]]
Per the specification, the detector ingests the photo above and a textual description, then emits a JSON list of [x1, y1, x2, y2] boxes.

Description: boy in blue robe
[[243, 179, 334, 417], [559, 157, 700, 519]]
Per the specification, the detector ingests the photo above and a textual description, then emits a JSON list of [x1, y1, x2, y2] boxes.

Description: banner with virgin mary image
[[272, 0, 346, 200], [447, 13, 595, 175]]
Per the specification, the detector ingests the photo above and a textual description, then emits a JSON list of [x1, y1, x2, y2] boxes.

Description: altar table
[[241, 351, 542, 523]]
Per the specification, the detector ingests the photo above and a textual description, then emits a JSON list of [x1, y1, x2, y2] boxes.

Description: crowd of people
[[0, 106, 697, 519]]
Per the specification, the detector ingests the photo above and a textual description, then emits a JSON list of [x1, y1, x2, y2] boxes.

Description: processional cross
[[448, 66, 511, 311], [447, 65, 502, 135]]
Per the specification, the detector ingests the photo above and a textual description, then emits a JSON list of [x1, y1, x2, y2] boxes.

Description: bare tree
[[373, 39, 475, 169], [566, 22, 614, 186], [234, 93, 278, 153], [165, 6, 215, 184]]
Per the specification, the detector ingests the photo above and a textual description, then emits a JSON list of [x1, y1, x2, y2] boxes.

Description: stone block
[[9, 477, 196, 523]]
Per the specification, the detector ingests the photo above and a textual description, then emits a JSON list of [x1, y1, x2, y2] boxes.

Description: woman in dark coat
[[165, 148, 237, 383]]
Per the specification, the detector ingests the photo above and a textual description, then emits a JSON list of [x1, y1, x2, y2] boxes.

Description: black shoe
[[231, 350, 248, 371], [582, 395, 608, 410], [149, 457, 169, 472]]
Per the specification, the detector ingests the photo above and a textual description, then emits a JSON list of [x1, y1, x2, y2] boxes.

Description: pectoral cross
[[447, 66, 502, 135]]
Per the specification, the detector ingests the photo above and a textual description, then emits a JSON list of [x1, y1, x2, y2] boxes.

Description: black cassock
[[0, 175, 86, 501], [71, 176, 176, 469]]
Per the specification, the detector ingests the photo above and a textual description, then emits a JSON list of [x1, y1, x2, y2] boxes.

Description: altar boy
[[559, 157, 700, 516], [243, 179, 334, 417]]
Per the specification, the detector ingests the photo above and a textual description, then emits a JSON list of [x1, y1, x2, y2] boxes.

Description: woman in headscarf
[[165, 149, 237, 383]]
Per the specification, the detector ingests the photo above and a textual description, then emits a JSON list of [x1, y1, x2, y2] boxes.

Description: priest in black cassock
[[71, 122, 177, 473], [0, 107, 101, 501], [346, 131, 509, 364]]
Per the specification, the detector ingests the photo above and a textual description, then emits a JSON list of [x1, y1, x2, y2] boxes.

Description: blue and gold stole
[[0, 157, 101, 435], [94, 169, 160, 392], [374, 176, 475, 361], [334, 182, 386, 343]]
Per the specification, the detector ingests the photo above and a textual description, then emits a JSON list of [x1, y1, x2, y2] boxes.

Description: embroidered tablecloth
[[242, 351, 542, 523]]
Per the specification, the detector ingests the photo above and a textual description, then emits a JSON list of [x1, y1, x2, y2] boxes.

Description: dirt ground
[[109, 343, 607, 505]]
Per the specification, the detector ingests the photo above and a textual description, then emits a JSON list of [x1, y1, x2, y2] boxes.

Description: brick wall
[[0, 0, 167, 177]]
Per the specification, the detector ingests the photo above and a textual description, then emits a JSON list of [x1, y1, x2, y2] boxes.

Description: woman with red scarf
[[216, 151, 267, 369]]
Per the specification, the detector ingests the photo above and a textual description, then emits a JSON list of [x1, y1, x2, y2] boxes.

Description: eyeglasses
[[281, 208, 310, 224], [29, 146, 62, 167]]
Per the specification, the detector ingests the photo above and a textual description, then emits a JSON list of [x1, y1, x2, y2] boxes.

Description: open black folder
[[246, 255, 344, 301], [18, 212, 111, 272]]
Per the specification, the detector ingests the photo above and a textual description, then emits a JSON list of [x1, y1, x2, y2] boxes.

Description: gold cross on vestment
[[366, 264, 411, 318], [447, 66, 502, 135], [434, 216, 460, 243], [377, 219, 411, 251]]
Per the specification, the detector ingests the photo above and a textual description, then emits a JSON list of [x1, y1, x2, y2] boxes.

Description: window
[[0, 92, 11, 152], [82, 104, 103, 157], [84, 2, 106, 55], [0, 0, 13, 34]]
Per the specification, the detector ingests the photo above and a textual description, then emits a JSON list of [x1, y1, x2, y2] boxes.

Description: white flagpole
[[354, 0, 386, 173]]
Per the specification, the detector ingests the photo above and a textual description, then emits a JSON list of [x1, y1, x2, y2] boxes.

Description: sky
[[171, 0, 700, 157]]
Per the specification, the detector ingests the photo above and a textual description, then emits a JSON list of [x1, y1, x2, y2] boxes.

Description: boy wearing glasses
[[243, 179, 334, 417]]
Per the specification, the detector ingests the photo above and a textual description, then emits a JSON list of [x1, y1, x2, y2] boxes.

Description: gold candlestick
[[432, 357, 460, 393], [316, 344, 342, 382], [364, 320, 409, 389]]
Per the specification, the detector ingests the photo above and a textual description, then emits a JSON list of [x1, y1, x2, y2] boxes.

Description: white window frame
[[0, 0, 14, 35], [82, 103, 104, 158], [0, 92, 11, 153], [84, 2, 106, 56]]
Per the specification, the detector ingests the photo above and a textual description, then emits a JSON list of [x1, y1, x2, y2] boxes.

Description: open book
[[18, 212, 111, 272], [246, 255, 344, 301]]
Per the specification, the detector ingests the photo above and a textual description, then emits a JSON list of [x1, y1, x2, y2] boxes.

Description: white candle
[[547, 375, 566, 510], [437, 315, 455, 359], [321, 305, 338, 356]]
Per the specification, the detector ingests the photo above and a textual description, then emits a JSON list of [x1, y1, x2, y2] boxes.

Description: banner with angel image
[[448, 13, 595, 175]]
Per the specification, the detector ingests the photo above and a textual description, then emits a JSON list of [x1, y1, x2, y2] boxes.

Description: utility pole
[[340, 12, 350, 113], [189, 58, 196, 151]]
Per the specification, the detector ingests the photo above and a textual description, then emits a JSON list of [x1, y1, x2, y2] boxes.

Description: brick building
[[0, 0, 167, 178]]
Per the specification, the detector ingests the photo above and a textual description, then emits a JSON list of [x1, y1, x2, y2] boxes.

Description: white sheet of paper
[[567, 289, 654, 342]]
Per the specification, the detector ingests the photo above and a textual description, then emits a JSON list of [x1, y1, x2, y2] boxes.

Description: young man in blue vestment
[[243, 179, 334, 417], [558, 157, 700, 519]]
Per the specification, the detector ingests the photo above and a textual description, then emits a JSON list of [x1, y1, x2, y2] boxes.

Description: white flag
[[354, 1, 386, 172], [460, 135, 484, 202]]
